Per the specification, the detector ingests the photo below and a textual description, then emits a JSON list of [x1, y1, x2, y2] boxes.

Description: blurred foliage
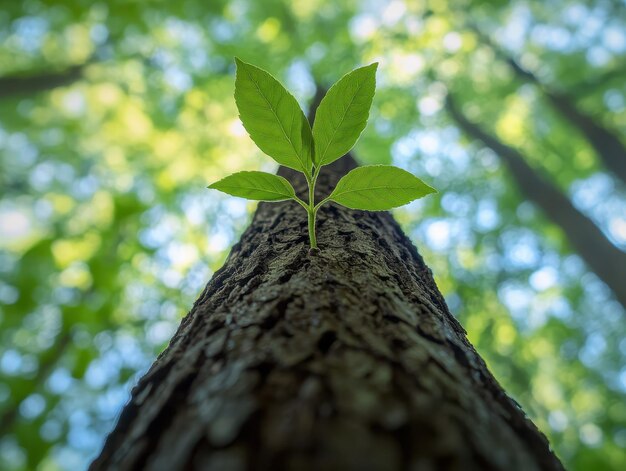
[[0, 0, 625, 469]]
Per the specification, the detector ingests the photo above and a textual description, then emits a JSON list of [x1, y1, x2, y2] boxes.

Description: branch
[[0, 64, 86, 99], [470, 25, 626, 185]]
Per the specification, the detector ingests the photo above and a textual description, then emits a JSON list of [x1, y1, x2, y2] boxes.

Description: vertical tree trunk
[[446, 95, 626, 311], [90, 154, 563, 470]]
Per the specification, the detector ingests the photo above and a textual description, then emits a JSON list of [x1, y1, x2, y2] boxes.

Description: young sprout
[[209, 58, 436, 250]]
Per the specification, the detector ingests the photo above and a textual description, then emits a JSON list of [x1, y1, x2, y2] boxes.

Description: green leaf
[[329, 165, 436, 211], [234, 58, 313, 174], [208, 171, 296, 201], [312, 63, 377, 166]]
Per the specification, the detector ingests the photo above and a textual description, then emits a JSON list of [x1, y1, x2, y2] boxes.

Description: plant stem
[[293, 195, 309, 211], [314, 196, 330, 211], [308, 207, 317, 249], [307, 166, 321, 249]]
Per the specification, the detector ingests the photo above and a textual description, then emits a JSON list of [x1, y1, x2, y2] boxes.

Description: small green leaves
[[313, 63, 377, 166], [209, 59, 437, 249], [329, 165, 436, 211], [208, 171, 296, 201], [235, 58, 313, 174]]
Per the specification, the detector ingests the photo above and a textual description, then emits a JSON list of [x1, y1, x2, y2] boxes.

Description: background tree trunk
[[90, 154, 563, 471], [470, 26, 626, 185], [446, 94, 626, 311]]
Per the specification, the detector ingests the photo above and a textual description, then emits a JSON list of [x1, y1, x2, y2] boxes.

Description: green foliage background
[[0, 0, 625, 469]]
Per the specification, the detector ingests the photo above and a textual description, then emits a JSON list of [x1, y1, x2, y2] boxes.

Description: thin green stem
[[314, 196, 331, 212], [292, 195, 309, 211], [305, 165, 323, 249], [307, 207, 317, 249], [307, 167, 317, 248]]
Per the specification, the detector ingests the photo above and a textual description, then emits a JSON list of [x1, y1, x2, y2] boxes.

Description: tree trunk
[[90, 154, 563, 471], [472, 26, 626, 185], [446, 94, 626, 311]]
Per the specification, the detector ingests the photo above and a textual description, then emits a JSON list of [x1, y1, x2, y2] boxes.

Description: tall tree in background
[[90, 140, 563, 469], [470, 26, 626, 185], [446, 95, 626, 310]]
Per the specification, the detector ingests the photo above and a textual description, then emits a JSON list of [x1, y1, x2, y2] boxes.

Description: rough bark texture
[[447, 95, 626, 311], [90, 154, 563, 471]]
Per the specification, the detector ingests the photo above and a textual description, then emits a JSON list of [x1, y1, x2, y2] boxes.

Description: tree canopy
[[0, 1, 625, 470]]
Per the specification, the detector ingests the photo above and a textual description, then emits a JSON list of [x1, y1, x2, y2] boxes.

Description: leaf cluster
[[209, 59, 436, 248]]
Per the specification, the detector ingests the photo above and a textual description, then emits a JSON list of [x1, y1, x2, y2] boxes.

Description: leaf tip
[[234, 57, 250, 74], [207, 179, 223, 190]]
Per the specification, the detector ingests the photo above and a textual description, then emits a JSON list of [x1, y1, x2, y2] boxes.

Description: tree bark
[[446, 94, 626, 311], [90, 148, 563, 470], [473, 28, 626, 185]]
